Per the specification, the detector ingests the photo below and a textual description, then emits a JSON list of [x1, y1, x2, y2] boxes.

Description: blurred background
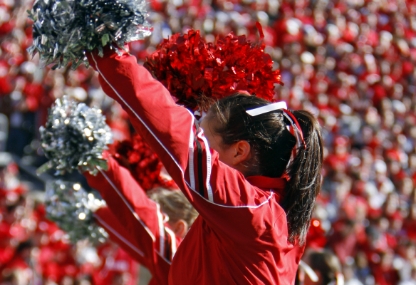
[[0, 0, 416, 284]]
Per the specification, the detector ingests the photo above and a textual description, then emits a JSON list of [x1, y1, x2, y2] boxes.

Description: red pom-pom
[[110, 134, 177, 191], [144, 30, 283, 112]]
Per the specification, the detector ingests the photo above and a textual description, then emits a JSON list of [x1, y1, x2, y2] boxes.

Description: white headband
[[245, 101, 287, 116]]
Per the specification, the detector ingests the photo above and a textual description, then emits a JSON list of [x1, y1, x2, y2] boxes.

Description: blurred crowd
[[0, 153, 139, 285], [1, 0, 416, 284]]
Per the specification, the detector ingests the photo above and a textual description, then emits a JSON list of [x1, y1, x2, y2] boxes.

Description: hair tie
[[282, 110, 306, 150]]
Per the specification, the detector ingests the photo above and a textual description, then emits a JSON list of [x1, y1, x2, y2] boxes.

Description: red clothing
[[371, 262, 400, 285], [403, 219, 416, 241], [85, 157, 176, 285], [38, 242, 78, 282], [23, 81, 44, 111], [87, 48, 304, 284], [92, 244, 138, 285]]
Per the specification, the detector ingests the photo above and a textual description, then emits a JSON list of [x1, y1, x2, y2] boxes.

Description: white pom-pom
[[27, 0, 152, 69]]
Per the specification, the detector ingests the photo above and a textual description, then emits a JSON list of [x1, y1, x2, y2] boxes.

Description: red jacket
[[87, 48, 305, 285], [85, 157, 177, 285]]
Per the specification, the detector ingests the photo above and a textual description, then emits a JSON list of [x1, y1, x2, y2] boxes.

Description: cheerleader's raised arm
[[86, 49, 272, 226]]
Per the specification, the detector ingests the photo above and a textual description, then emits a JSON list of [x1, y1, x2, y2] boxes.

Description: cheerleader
[[86, 45, 323, 284]]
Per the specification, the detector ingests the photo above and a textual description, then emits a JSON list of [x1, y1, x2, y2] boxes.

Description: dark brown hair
[[307, 249, 342, 285], [208, 93, 323, 244]]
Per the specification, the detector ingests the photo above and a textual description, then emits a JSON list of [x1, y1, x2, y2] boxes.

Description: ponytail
[[282, 110, 323, 244]]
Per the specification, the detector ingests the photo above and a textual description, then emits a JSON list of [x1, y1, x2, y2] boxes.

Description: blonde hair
[[148, 188, 198, 226]]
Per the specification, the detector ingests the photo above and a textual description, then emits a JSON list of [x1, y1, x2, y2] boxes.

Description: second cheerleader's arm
[[93, 207, 171, 285], [84, 156, 177, 285], [93, 206, 151, 265], [87, 49, 275, 234]]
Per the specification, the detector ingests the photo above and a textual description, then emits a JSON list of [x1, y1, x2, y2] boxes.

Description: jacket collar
[[246, 175, 287, 194]]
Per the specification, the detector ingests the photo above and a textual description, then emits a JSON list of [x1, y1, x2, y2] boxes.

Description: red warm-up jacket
[[87, 48, 305, 285], [85, 156, 178, 285]]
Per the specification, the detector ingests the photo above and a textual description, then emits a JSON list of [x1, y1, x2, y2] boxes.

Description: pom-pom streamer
[[27, 0, 152, 69], [45, 180, 108, 244], [38, 96, 112, 176], [111, 134, 177, 191], [144, 30, 283, 112]]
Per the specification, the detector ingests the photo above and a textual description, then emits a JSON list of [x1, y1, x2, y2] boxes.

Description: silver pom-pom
[[45, 180, 108, 244], [27, 0, 152, 69], [38, 96, 112, 175]]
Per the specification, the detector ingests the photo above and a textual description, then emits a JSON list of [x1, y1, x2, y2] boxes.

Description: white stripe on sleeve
[[94, 215, 145, 257], [99, 168, 156, 241]]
